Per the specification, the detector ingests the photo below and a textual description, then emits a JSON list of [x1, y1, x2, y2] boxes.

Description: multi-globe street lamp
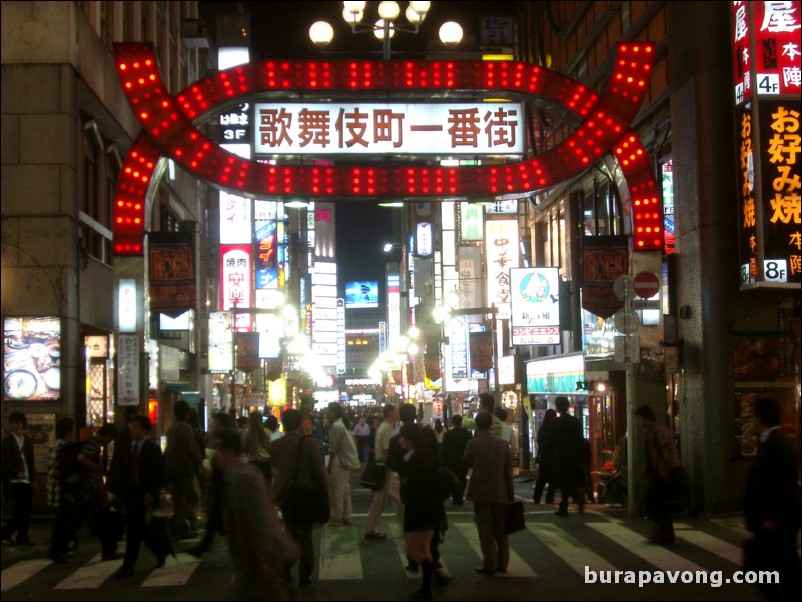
[[309, 1, 463, 60]]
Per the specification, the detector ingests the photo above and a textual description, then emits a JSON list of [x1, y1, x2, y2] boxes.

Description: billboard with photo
[[345, 281, 379, 309], [3, 317, 61, 401]]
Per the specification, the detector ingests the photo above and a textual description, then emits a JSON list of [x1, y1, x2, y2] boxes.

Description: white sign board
[[254, 103, 524, 155]]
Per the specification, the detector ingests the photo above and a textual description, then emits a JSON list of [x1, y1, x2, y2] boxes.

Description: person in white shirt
[[325, 403, 361, 526], [363, 404, 399, 540]]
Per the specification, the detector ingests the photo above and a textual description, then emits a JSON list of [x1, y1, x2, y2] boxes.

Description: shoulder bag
[[280, 436, 330, 525]]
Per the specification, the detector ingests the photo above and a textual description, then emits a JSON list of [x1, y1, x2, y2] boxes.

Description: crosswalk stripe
[[1, 559, 52, 592], [54, 553, 121, 589], [141, 553, 202, 587], [587, 522, 706, 572], [452, 522, 536, 578], [318, 524, 363, 580], [530, 523, 617, 576], [673, 523, 744, 566]]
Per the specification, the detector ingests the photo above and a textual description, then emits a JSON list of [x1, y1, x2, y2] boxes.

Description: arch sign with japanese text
[[112, 43, 663, 256]]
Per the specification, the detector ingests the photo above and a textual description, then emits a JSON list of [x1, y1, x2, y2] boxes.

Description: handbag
[[505, 500, 526, 534], [280, 437, 330, 525], [359, 457, 386, 491]]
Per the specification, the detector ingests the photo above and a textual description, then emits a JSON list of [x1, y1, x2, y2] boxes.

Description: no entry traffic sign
[[633, 271, 660, 299]]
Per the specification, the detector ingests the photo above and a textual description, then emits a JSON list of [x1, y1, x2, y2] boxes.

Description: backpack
[[57, 440, 83, 490]]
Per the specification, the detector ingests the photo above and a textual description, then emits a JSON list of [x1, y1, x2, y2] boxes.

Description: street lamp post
[[309, 1, 463, 60]]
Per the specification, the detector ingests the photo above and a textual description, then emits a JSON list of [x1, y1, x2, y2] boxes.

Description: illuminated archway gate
[[112, 43, 661, 255]]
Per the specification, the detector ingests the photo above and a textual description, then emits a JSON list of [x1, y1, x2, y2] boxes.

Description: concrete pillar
[[667, 1, 741, 515]]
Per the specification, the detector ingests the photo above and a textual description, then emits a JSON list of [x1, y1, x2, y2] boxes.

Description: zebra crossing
[[1, 509, 757, 597]]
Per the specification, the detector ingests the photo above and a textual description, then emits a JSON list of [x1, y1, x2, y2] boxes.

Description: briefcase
[[505, 501, 526, 534]]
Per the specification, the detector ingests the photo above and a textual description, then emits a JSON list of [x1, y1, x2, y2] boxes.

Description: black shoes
[[409, 590, 432, 600], [299, 576, 313, 586], [555, 509, 568, 516], [114, 566, 134, 579], [475, 566, 496, 575], [15, 537, 35, 547], [155, 555, 167, 569], [101, 552, 123, 561], [364, 532, 387, 540], [47, 553, 66, 564]]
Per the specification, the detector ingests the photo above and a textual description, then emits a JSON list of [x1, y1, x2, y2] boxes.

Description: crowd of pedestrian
[[1, 392, 798, 601]]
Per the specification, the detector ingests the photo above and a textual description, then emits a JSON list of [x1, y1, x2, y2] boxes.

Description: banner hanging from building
[[485, 220, 520, 320], [148, 232, 196, 313], [581, 236, 629, 319]]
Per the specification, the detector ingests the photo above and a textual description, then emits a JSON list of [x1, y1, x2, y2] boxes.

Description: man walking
[[441, 415, 472, 506], [635, 404, 682, 543], [744, 396, 801, 601], [363, 404, 398, 540], [464, 411, 515, 576], [113, 414, 165, 578], [164, 400, 202, 538], [1, 412, 36, 546], [551, 396, 585, 516], [325, 402, 360, 526]]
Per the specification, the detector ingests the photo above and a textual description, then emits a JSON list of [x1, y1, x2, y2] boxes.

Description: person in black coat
[[533, 409, 557, 504], [398, 423, 445, 600], [550, 397, 586, 516], [112, 414, 166, 578], [1, 412, 36, 546], [441, 415, 472, 506], [743, 397, 801, 602]]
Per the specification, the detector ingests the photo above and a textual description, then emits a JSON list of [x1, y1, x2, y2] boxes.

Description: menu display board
[[3, 317, 61, 401]]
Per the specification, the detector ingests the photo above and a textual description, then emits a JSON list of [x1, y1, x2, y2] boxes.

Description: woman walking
[[398, 424, 446, 600], [243, 411, 272, 486], [533, 409, 557, 504]]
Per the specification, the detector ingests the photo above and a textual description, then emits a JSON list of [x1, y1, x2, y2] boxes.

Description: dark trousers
[[533, 463, 554, 503], [284, 518, 314, 580], [450, 469, 467, 505], [121, 500, 164, 569], [2, 482, 33, 542], [48, 496, 84, 558], [197, 491, 223, 553], [644, 475, 674, 540]]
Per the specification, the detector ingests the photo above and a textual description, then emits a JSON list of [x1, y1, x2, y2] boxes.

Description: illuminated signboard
[[254, 220, 278, 289], [460, 203, 484, 241], [3, 317, 61, 401], [220, 244, 252, 330], [345, 281, 379, 309], [510, 268, 561, 345], [416, 222, 433, 257], [208, 311, 233, 373], [254, 102, 524, 155], [117, 333, 140, 406], [731, 1, 802, 105], [755, 99, 801, 285], [219, 191, 252, 244], [661, 159, 676, 255], [118, 279, 137, 333], [485, 220, 520, 320], [387, 273, 401, 349], [312, 261, 338, 367], [525, 352, 585, 394]]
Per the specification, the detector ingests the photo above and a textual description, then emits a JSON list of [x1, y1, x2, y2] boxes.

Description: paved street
[[1, 476, 769, 601]]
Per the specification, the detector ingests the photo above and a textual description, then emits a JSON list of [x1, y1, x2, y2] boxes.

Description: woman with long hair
[[244, 411, 272, 485], [398, 424, 445, 600]]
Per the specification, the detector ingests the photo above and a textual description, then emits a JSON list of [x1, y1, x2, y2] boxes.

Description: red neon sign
[[113, 44, 662, 254]]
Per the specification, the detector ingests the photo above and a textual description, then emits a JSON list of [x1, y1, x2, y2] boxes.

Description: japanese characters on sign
[[254, 220, 279, 290], [117, 334, 140, 406], [737, 105, 761, 283], [581, 236, 629, 319], [148, 232, 196, 312], [254, 103, 524, 155], [732, 1, 801, 105], [485, 220, 520, 320], [219, 102, 251, 144], [208, 311, 233, 373], [510, 268, 561, 346], [460, 203, 485, 241], [758, 99, 801, 283], [220, 245, 252, 330]]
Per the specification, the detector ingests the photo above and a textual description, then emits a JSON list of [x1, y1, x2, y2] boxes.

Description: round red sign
[[633, 271, 660, 299]]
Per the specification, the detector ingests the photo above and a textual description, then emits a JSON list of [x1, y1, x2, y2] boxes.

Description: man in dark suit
[[112, 414, 165, 578], [464, 411, 515, 576], [744, 397, 801, 602], [1, 412, 36, 546], [551, 396, 585, 516], [441, 415, 472, 506]]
